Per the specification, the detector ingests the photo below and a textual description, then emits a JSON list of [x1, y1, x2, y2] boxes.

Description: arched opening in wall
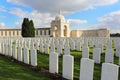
[[40, 30, 42, 35], [64, 25, 67, 37], [49, 30, 50, 35], [53, 26, 58, 37]]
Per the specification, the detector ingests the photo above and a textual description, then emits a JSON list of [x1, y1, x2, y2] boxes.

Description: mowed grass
[[0, 55, 49, 80], [37, 46, 120, 80]]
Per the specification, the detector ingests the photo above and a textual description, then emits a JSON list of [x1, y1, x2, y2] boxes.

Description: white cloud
[[9, 8, 53, 28], [69, 19, 87, 25], [6, 0, 119, 31], [98, 10, 120, 31], [7, 0, 118, 14], [0, 22, 6, 28], [15, 21, 22, 28], [111, 30, 120, 33], [93, 0, 118, 6], [88, 10, 120, 33], [10, 8, 88, 29]]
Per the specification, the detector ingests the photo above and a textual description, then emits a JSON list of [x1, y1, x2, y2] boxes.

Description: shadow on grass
[[0, 54, 67, 80]]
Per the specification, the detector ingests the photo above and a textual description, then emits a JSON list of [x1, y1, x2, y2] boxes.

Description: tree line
[[110, 33, 120, 37]]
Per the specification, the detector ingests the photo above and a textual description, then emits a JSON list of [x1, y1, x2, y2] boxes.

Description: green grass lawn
[[0, 55, 49, 80]]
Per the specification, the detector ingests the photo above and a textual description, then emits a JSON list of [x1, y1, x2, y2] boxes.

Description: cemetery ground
[[0, 40, 120, 80], [37, 47, 120, 80], [0, 55, 50, 80]]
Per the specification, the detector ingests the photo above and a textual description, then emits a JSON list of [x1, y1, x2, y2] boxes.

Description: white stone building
[[0, 13, 110, 37]]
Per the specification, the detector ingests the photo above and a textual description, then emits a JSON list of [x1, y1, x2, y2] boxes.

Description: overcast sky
[[0, 0, 120, 33]]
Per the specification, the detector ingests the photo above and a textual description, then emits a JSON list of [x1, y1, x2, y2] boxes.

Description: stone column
[[46, 30, 48, 35], [42, 30, 44, 35], [38, 30, 40, 36], [3, 31, 5, 36], [11, 31, 13, 36]]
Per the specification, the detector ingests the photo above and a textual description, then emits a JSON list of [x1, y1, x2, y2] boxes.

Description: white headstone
[[8, 44, 12, 56], [45, 44, 49, 54], [70, 41, 75, 50], [18, 42, 21, 47], [119, 52, 120, 65], [119, 57, 120, 66], [1, 43, 5, 55], [82, 42, 88, 49], [116, 46, 120, 57], [30, 49, 37, 66], [50, 43, 55, 53], [101, 63, 119, 80], [106, 43, 112, 50], [0, 43, 1, 53], [82, 47, 89, 58], [4, 44, 8, 55], [18, 46, 22, 61], [27, 41, 31, 49], [12, 46, 17, 59], [93, 48, 101, 63], [21, 40, 24, 48], [80, 58, 94, 80], [4, 44, 6, 55], [24, 48, 29, 64], [64, 46, 70, 55], [57, 45, 62, 56], [39, 42, 44, 53], [49, 52, 58, 73], [76, 41, 81, 51], [35, 42, 39, 50], [105, 49, 114, 63], [23, 41, 27, 48], [96, 44, 103, 53], [63, 55, 74, 80], [89, 41, 94, 47], [31, 42, 34, 49]]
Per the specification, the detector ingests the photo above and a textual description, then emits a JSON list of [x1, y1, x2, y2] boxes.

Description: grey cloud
[[7, 0, 118, 14], [98, 11, 120, 30]]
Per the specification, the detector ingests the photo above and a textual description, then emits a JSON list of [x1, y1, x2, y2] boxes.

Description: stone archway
[[64, 25, 67, 37], [53, 26, 59, 37]]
